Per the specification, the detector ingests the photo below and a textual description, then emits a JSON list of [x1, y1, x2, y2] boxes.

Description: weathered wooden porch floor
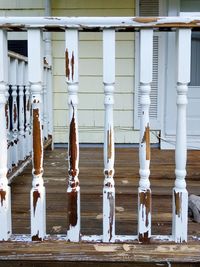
[[3, 147, 200, 266]]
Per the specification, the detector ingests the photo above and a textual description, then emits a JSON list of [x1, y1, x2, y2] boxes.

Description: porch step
[[0, 238, 200, 266]]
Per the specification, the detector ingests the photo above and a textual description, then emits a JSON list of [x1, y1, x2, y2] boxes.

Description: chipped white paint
[[138, 29, 153, 242], [18, 60, 26, 161], [9, 58, 19, 167], [65, 29, 80, 242], [172, 29, 191, 243], [0, 29, 11, 241], [0, 16, 200, 29], [28, 29, 46, 241], [103, 29, 115, 243], [94, 244, 118, 252]]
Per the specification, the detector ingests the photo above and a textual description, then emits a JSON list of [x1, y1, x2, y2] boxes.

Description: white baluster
[[103, 29, 115, 243], [0, 29, 12, 240], [138, 29, 153, 243], [46, 67, 53, 144], [18, 60, 25, 161], [44, 31, 53, 145], [5, 84, 12, 172], [28, 29, 46, 241], [65, 29, 80, 242], [172, 29, 191, 243], [43, 67, 48, 140], [10, 58, 19, 166], [25, 63, 32, 156]]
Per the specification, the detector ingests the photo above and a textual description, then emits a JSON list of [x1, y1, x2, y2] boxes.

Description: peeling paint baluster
[[0, 29, 12, 241], [103, 29, 115, 243], [25, 62, 32, 156], [18, 60, 26, 161], [28, 29, 46, 241], [172, 29, 191, 243], [10, 58, 19, 167], [65, 29, 80, 242], [138, 29, 153, 243]]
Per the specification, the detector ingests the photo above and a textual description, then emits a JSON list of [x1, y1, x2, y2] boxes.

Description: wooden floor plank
[[6, 147, 200, 264]]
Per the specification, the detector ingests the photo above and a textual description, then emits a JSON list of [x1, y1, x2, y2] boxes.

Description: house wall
[[0, 0, 140, 144], [52, 0, 136, 143]]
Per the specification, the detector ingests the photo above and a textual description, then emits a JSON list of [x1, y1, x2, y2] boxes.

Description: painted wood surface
[[103, 29, 115, 242], [65, 29, 80, 242], [138, 29, 153, 243], [173, 28, 191, 243], [0, 29, 11, 241], [28, 29, 46, 241]]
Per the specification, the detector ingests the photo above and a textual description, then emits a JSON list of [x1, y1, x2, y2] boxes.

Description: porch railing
[[5, 51, 52, 182], [0, 16, 197, 243]]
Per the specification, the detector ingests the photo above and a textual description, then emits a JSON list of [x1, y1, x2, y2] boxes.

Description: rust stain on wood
[[134, 17, 158, 23], [108, 192, 114, 242], [0, 190, 6, 207], [139, 231, 150, 244], [32, 231, 42, 241], [33, 190, 40, 215], [33, 108, 42, 175], [139, 189, 151, 227], [65, 49, 70, 80], [13, 103, 17, 123], [107, 127, 112, 162], [68, 103, 77, 178], [43, 57, 48, 65], [71, 52, 75, 81], [104, 170, 113, 178], [142, 124, 150, 160], [67, 191, 78, 228], [174, 191, 181, 217]]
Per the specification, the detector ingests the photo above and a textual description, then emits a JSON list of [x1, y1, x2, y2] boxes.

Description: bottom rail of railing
[[8, 234, 198, 243]]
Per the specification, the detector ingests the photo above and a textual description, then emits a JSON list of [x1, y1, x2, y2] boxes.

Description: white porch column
[[0, 29, 12, 240], [28, 29, 46, 241], [103, 29, 115, 243], [138, 29, 153, 243], [65, 29, 80, 242], [172, 29, 191, 243]]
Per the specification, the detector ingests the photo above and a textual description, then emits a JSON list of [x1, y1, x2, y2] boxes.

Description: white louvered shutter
[[134, 0, 162, 129]]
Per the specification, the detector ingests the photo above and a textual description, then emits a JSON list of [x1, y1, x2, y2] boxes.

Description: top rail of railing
[[0, 16, 200, 31]]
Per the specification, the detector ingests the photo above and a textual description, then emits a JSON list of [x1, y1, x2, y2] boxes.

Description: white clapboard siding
[[52, 0, 135, 143], [134, 0, 162, 130]]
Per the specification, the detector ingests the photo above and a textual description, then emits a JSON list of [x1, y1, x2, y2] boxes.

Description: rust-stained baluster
[[65, 29, 80, 242], [172, 29, 191, 243], [138, 29, 153, 243], [28, 29, 46, 241], [10, 58, 19, 167], [103, 29, 115, 242], [0, 29, 12, 241]]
